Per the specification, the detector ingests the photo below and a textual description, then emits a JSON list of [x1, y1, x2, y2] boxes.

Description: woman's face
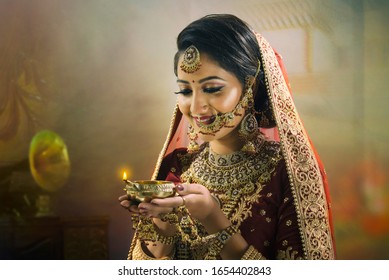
[[176, 53, 245, 144]]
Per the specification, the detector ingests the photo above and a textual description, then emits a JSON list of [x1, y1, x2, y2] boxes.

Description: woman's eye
[[174, 88, 192, 95], [203, 86, 224, 94]]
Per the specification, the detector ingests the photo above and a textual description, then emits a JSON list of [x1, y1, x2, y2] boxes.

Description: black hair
[[174, 14, 274, 127], [174, 14, 261, 82]]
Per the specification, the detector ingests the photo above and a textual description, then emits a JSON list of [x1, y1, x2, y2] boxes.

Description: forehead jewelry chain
[[180, 45, 202, 73]]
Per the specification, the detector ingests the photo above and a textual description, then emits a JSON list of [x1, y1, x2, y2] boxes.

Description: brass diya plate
[[124, 180, 175, 202]]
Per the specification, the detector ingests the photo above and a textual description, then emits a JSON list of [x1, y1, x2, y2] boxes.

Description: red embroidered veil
[[150, 31, 336, 259]]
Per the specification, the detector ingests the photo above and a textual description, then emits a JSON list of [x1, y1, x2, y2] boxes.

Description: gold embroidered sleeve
[[131, 239, 175, 260], [241, 245, 266, 260]]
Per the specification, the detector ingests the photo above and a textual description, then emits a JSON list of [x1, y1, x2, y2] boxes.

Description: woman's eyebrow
[[198, 76, 226, 83], [176, 79, 190, 84], [176, 76, 226, 84]]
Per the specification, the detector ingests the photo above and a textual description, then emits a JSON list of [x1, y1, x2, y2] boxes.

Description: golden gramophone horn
[[29, 130, 71, 192]]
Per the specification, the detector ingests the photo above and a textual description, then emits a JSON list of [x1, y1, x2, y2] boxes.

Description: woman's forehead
[[177, 53, 234, 82]]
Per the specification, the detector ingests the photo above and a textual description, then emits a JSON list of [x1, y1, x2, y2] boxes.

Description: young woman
[[119, 14, 335, 260]]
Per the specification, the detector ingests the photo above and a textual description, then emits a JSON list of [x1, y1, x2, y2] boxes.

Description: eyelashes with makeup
[[174, 88, 192, 95], [174, 86, 224, 95]]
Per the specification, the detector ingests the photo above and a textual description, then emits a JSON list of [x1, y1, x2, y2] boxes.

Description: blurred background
[[0, 0, 388, 260]]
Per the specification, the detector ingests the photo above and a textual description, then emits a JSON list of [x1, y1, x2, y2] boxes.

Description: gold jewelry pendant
[[239, 112, 258, 153], [240, 112, 258, 137], [180, 45, 202, 73], [187, 124, 200, 153]]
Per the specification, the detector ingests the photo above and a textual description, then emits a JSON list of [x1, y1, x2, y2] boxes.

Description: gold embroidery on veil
[[256, 32, 334, 259]]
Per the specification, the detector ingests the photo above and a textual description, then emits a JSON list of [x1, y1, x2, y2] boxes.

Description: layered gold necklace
[[178, 137, 282, 259]]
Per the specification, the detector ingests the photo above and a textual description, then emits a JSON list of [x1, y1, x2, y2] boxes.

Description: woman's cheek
[[178, 97, 191, 116]]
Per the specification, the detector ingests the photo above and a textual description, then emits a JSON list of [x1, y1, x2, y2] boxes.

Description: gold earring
[[180, 45, 201, 73], [239, 113, 259, 153], [187, 124, 200, 153], [239, 76, 259, 153]]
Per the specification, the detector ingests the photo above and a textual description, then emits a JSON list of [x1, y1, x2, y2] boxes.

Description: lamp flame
[[123, 171, 127, 181]]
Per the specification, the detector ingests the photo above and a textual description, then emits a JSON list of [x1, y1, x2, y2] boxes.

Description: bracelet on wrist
[[132, 239, 175, 260], [136, 216, 178, 245], [205, 224, 239, 260], [241, 245, 265, 260]]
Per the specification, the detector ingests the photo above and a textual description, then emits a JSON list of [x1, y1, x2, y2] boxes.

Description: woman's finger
[[138, 201, 175, 217], [118, 194, 129, 201], [129, 205, 139, 213], [118, 195, 141, 213], [151, 195, 186, 208], [120, 200, 140, 213], [175, 183, 205, 196], [120, 200, 131, 208]]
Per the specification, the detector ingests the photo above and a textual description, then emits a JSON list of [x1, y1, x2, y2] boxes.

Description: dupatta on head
[[151, 32, 335, 260]]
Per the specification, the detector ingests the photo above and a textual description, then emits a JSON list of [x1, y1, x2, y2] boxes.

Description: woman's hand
[[118, 192, 182, 218], [119, 183, 227, 231], [151, 183, 220, 223], [118, 194, 140, 214]]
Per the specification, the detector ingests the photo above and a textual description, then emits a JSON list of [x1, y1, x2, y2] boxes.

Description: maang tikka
[[180, 45, 202, 73], [239, 60, 261, 153]]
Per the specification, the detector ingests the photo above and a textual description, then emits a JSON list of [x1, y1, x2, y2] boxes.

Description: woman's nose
[[190, 92, 209, 115]]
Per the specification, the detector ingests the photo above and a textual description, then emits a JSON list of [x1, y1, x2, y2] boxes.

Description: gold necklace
[[178, 137, 282, 259], [181, 137, 282, 219], [181, 137, 281, 191]]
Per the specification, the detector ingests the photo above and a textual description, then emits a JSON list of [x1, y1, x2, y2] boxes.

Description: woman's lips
[[193, 115, 216, 126]]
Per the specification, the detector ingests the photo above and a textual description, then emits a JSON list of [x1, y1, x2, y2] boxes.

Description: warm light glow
[[119, 166, 132, 181]]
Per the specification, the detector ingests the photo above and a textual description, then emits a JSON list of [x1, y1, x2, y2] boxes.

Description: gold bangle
[[132, 239, 175, 260], [241, 245, 265, 260], [205, 225, 239, 259], [215, 224, 238, 246], [136, 216, 178, 245]]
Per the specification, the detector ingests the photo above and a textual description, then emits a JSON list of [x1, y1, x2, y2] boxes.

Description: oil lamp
[[122, 172, 175, 202]]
